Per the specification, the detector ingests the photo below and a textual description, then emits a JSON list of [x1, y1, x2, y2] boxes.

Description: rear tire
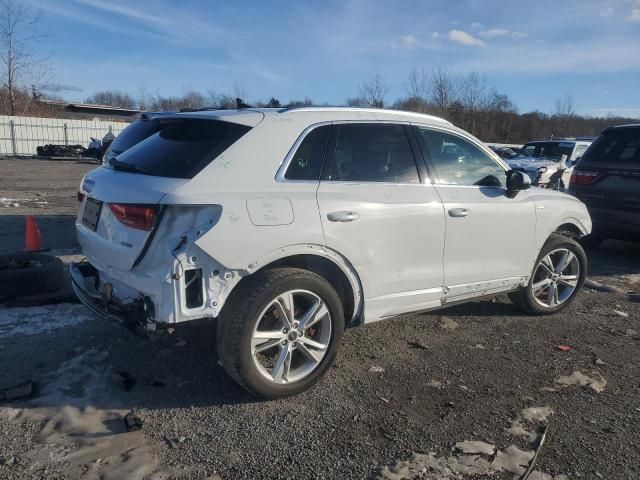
[[217, 267, 344, 399], [510, 234, 587, 315]]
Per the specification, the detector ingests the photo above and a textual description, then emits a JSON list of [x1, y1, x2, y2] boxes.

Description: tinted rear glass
[[106, 117, 162, 159], [581, 129, 640, 165], [112, 119, 251, 179]]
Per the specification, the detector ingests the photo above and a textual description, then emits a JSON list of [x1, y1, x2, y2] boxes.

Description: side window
[[418, 128, 506, 187], [573, 144, 588, 160], [322, 124, 419, 183], [284, 125, 330, 181]]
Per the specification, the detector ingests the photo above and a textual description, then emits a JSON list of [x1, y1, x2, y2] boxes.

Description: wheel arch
[[239, 245, 364, 325], [554, 221, 585, 240]]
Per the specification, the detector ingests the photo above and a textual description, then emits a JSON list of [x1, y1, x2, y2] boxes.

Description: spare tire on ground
[[0, 254, 65, 303]]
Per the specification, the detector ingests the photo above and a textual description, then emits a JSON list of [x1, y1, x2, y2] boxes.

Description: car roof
[[169, 106, 452, 127]]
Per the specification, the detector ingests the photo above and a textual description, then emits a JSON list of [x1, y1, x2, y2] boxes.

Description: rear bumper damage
[[70, 261, 154, 331]]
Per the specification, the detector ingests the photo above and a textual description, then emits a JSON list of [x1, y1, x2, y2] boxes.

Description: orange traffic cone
[[25, 215, 43, 252]]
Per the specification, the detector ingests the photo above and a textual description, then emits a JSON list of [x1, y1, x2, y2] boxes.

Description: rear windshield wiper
[[109, 158, 151, 175]]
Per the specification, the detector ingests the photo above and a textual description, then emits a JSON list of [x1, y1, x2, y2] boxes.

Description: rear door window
[[112, 119, 251, 179], [284, 125, 330, 181], [581, 129, 640, 165], [322, 123, 420, 183]]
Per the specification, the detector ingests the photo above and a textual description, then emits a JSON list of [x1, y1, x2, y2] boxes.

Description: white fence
[[0, 115, 130, 156]]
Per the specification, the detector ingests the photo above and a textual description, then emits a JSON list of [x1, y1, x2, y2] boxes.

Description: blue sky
[[28, 0, 640, 117]]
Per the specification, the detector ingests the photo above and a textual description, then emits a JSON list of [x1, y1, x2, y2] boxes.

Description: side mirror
[[506, 170, 531, 193]]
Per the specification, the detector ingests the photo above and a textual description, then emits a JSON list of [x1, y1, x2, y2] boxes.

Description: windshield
[[516, 142, 574, 162]]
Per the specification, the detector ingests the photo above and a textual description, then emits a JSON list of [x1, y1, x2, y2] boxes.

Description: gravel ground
[[1, 158, 639, 479]]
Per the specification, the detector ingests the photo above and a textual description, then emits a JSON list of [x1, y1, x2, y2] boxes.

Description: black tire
[[509, 233, 587, 315], [580, 234, 604, 250], [0, 254, 65, 302], [217, 267, 344, 399]]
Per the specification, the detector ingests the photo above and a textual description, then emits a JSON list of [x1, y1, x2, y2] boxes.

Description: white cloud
[[431, 32, 441, 40], [479, 28, 509, 38], [399, 34, 418, 47], [470, 22, 483, 30], [448, 30, 485, 46], [599, 6, 614, 17], [479, 28, 527, 39], [627, 7, 640, 22]]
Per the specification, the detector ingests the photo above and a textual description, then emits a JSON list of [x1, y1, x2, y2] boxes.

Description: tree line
[[0, 0, 636, 143]]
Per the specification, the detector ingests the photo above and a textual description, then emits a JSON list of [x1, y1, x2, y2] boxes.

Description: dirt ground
[[1, 159, 639, 480]]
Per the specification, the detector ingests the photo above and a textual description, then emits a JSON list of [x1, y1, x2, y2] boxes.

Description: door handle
[[327, 211, 360, 222], [448, 208, 470, 218]]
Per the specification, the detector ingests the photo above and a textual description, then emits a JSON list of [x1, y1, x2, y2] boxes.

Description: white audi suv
[[72, 107, 592, 398]]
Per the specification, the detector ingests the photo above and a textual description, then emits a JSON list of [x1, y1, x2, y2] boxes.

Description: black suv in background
[[570, 124, 640, 246]]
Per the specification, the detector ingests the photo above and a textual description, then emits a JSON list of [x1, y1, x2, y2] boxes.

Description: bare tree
[[0, 0, 49, 115], [358, 74, 388, 108], [86, 90, 136, 109], [429, 67, 459, 118], [233, 80, 248, 101], [554, 94, 576, 118], [460, 72, 488, 132], [404, 67, 429, 112]]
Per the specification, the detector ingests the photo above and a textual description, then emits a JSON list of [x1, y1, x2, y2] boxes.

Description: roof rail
[[281, 106, 451, 124]]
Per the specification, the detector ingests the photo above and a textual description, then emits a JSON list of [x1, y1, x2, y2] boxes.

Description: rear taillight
[[77, 191, 85, 202], [570, 170, 600, 186], [108, 204, 156, 231]]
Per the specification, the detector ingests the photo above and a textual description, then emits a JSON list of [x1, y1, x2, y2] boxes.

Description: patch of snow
[[454, 440, 495, 455], [554, 370, 606, 393], [0, 303, 94, 337]]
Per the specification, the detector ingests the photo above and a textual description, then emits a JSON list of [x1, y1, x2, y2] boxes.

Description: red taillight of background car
[[569, 170, 601, 186], [108, 204, 156, 231], [77, 191, 85, 202]]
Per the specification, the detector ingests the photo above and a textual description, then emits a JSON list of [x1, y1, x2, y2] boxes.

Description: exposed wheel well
[[252, 254, 356, 324], [554, 223, 583, 240]]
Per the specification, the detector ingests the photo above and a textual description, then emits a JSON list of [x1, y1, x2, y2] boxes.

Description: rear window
[[581, 129, 640, 165], [111, 119, 251, 179], [105, 117, 162, 161]]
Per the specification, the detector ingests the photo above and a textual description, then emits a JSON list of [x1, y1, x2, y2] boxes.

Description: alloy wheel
[[531, 248, 580, 308], [251, 289, 332, 384]]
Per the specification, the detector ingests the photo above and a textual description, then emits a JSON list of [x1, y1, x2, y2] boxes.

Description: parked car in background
[[488, 145, 521, 159], [570, 124, 640, 247], [507, 139, 593, 190], [72, 107, 591, 398]]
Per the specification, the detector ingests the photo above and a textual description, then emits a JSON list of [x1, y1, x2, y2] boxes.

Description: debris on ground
[[625, 328, 637, 336], [520, 425, 549, 480], [594, 358, 605, 365], [0, 380, 34, 401], [124, 410, 144, 432], [440, 317, 460, 330], [612, 309, 629, 318], [165, 434, 187, 449], [520, 406, 554, 423], [454, 440, 496, 455], [368, 366, 385, 373], [407, 340, 429, 350], [553, 370, 606, 393], [427, 380, 443, 388], [557, 345, 571, 352]]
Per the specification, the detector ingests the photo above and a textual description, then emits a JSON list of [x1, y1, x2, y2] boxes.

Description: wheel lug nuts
[[292, 342, 297, 348], [298, 330, 303, 336], [282, 340, 287, 346], [282, 328, 288, 333]]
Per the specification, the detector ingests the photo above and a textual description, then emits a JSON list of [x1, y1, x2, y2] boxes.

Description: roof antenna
[[236, 98, 253, 109]]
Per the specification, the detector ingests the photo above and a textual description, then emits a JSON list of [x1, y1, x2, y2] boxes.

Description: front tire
[[510, 234, 587, 315], [217, 267, 344, 399]]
